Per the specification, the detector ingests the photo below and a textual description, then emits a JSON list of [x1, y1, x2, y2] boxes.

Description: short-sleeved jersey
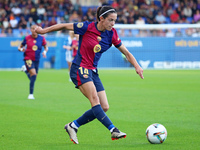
[[73, 21, 122, 69], [22, 35, 47, 61]]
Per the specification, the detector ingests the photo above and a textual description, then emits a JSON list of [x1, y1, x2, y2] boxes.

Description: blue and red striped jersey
[[22, 35, 47, 61], [73, 21, 122, 69]]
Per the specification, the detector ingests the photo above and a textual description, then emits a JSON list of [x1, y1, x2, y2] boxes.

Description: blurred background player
[[71, 33, 79, 60], [63, 31, 79, 81], [63, 31, 73, 81], [18, 25, 48, 99]]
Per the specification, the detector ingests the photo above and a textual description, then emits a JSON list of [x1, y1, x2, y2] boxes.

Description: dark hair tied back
[[96, 6, 116, 21]]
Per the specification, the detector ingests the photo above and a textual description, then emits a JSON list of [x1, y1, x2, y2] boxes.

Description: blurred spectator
[[157, 29, 165, 37], [37, 4, 46, 18], [185, 28, 193, 37], [48, 16, 57, 26], [2, 18, 9, 29], [135, 16, 145, 24], [0, 7, 7, 17], [11, 5, 22, 16], [69, 10, 80, 22], [146, 10, 155, 24], [155, 11, 166, 24], [73, 0, 81, 11], [193, 10, 200, 23], [191, 28, 198, 37], [136, 30, 149, 37], [183, 5, 192, 17], [85, 8, 95, 22], [9, 0, 18, 9], [6, 28, 13, 36], [167, 6, 174, 17], [9, 13, 18, 28], [170, 10, 180, 23], [64, 11, 70, 22], [111, 0, 119, 9], [119, 29, 125, 37], [18, 16, 27, 29], [165, 29, 175, 37], [27, 17, 36, 29], [0, 29, 7, 37], [175, 28, 183, 37], [127, 29, 133, 37]]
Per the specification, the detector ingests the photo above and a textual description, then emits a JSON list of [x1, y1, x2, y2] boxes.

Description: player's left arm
[[118, 44, 144, 79], [35, 23, 74, 35]]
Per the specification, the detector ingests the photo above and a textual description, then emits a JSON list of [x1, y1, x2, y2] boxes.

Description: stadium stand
[[0, 0, 200, 37]]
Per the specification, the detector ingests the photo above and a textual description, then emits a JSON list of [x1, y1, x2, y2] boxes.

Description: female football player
[[18, 25, 48, 99], [35, 6, 143, 144]]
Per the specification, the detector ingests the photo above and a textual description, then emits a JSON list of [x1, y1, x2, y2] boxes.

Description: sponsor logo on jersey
[[32, 45, 38, 51], [97, 36, 101, 42], [77, 23, 83, 28], [93, 44, 101, 53]]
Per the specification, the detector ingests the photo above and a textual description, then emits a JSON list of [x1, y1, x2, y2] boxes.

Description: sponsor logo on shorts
[[83, 74, 88, 78]]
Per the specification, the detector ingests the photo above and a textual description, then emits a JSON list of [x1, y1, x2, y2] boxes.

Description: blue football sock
[[30, 75, 36, 94], [25, 70, 30, 80], [75, 109, 96, 127], [92, 104, 115, 130]]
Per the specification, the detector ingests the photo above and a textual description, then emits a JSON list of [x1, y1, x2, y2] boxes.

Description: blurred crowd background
[[1, 0, 200, 37]]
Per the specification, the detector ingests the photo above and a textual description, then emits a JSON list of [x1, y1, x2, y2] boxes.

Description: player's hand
[[135, 66, 144, 79], [18, 47, 25, 52], [35, 26, 44, 34], [42, 51, 47, 58]]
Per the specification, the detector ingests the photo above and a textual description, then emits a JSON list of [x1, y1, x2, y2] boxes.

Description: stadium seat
[[165, 17, 171, 24], [186, 17, 193, 23], [154, 0, 161, 7]]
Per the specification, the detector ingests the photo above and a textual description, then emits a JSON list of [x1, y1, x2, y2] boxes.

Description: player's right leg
[[28, 68, 37, 99], [21, 64, 30, 79]]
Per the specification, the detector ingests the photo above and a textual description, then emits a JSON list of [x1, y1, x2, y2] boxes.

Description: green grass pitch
[[0, 69, 199, 150]]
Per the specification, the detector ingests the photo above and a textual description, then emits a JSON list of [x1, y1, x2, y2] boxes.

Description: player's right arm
[[18, 44, 25, 52], [35, 23, 74, 35]]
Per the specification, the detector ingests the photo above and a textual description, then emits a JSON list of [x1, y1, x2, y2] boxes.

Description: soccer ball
[[146, 123, 167, 144]]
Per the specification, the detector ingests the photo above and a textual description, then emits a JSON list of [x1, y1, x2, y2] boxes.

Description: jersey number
[[79, 67, 88, 75]]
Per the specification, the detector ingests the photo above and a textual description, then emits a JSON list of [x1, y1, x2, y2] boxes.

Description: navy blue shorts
[[24, 60, 39, 73], [70, 63, 104, 92]]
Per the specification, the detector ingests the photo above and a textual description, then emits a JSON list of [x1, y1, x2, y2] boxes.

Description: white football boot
[[111, 127, 127, 140], [64, 123, 79, 144]]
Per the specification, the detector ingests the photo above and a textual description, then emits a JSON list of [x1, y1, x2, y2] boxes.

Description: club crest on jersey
[[77, 23, 83, 28], [33, 40, 36, 43], [97, 36, 101, 42], [93, 44, 101, 53], [32, 45, 38, 51]]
